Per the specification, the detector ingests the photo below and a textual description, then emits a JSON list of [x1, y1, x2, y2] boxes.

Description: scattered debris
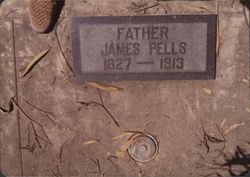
[[86, 82, 123, 92], [22, 48, 51, 78]]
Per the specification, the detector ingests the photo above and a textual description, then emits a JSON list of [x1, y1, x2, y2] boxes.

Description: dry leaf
[[202, 88, 212, 95], [86, 82, 123, 91], [246, 107, 250, 113], [182, 5, 208, 12], [119, 133, 142, 152], [22, 48, 51, 78], [220, 119, 227, 129], [106, 152, 111, 156], [224, 123, 246, 134], [82, 140, 98, 145], [115, 151, 126, 158], [120, 139, 135, 152], [112, 132, 135, 140], [242, 79, 249, 84], [190, 6, 208, 12]]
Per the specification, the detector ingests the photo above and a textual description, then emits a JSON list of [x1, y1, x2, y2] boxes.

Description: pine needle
[[86, 82, 123, 91], [220, 119, 227, 129], [224, 123, 246, 134], [112, 132, 135, 140], [82, 140, 99, 145]]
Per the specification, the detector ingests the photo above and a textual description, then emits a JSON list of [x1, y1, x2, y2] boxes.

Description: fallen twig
[[51, 76, 57, 85], [55, 18, 74, 77], [21, 122, 36, 153], [4, 9, 18, 17], [201, 121, 225, 153], [92, 159, 101, 175], [78, 101, 120, 127], [77, 90, 120, 127], [133, 3, 159, 12], [59, 140, 68, 163], [51, 165, 62, 177], [1, 97, 53, 148], [107, 156, 119, 168], [22, 99, 56, 118]]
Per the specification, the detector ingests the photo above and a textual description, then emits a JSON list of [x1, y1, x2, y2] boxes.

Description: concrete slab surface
[[0, 0, 249, 176]]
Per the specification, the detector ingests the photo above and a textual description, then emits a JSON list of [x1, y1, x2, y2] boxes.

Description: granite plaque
[[72, 15, 216, 81]]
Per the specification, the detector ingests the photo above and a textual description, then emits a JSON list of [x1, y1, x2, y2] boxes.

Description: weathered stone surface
[[0, 0, 249, 176]]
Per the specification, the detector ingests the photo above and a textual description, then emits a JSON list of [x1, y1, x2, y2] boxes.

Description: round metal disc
[[128, 133, 158, 163]]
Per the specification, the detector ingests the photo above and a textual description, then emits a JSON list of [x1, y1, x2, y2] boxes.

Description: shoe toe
[[29, 0, 54, 33]]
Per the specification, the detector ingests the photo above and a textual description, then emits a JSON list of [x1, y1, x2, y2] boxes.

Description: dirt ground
[[0, 0, 250, 176]]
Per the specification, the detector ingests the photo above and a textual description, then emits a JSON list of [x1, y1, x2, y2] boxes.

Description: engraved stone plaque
[[71, 15, 216, 81]]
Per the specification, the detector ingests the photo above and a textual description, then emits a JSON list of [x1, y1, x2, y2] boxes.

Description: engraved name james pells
[[71, 15, 217, 81]]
